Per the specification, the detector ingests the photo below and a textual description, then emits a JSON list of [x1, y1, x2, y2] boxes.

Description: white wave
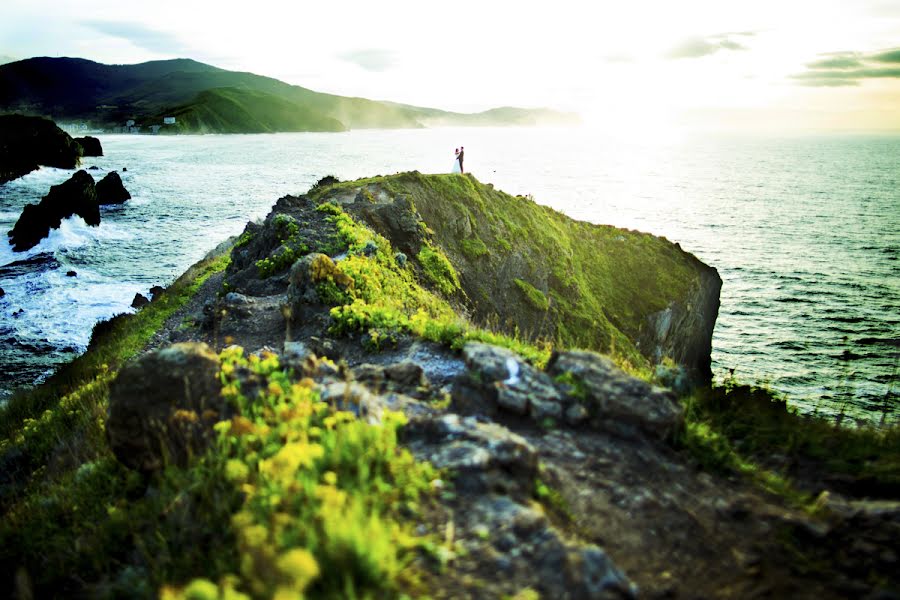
[[0, 215, 135, 266]]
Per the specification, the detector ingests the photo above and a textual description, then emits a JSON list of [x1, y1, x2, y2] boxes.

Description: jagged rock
[[354, 193, 425, 256], [452, 342, 563, 419], [149, 285, 165, 299], [548, 350, 683, 441], [88, 165, 99, 170], [66, 270, 76, 277], [106, 343, 225, 472], [96, 171, 130, 205], [0, 115, 82, 184], [462, 495, 637, 599], [8, 170, 100, 252], [131, 293, 149, 308], [74, 136, 103, 157], [406, 414, 538, 495]]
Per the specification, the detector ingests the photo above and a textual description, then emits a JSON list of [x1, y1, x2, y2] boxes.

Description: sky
[[2, 0, 900, 133]]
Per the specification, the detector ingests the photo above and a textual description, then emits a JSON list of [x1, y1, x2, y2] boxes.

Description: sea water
[[0, 128, 897, 424]]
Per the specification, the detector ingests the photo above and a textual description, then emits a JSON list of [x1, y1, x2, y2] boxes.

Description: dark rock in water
[[122, 167, 127, 172], [13, 308, 23, 317], [88, 165, 99, 170], [149, 285, 165, 300], [131, 293, 149, 309], [74, 136, 103, 157], [106, 343, 226, 472], [66, 270, 77, 277], [0, 287, 4, 298], [7, 170, 100, 252], [96, 171, 130, 205], [0, 115, 82, 185]]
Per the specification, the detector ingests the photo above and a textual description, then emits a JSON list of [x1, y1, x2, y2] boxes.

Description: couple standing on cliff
[[451, 147, 465, 174]]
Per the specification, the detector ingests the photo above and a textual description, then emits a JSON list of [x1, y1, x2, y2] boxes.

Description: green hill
[[161, 88, 346, 133], [0, 57, 579, 133]]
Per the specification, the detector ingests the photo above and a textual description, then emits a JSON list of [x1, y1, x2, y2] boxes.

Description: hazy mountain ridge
[[0, 57, 579, 132]]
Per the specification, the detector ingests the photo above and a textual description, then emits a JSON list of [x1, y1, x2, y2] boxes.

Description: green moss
[[459, 237, 489, 260], [416, 244, 460, 296], [514, 279, 549, 311]]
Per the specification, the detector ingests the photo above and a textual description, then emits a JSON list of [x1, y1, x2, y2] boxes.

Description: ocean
[[0, 127, 897, 424]]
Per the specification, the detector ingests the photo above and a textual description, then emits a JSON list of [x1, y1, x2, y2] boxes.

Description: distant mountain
[[0, 57, 579, 133]]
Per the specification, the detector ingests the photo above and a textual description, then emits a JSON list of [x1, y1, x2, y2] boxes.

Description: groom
[[458, 146, 464, 173]]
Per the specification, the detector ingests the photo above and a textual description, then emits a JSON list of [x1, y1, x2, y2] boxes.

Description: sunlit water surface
[[1, 128, 897, 423]]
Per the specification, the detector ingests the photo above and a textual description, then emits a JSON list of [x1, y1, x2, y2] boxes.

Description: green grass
[[678, 380, 900, 504]]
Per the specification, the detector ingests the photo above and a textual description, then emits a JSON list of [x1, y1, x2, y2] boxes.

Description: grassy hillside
[[161, 88, 346, 134], [0, 57, 577, 132], [309, 172, 712, 375]]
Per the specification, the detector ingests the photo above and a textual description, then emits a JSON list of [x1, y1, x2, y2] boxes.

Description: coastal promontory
[[0, 172, 897, 599]]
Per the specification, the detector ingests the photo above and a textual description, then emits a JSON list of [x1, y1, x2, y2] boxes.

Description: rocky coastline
[[0, 173, 897, 599]]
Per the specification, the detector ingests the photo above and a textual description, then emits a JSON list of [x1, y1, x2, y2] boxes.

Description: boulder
[[66, 270, 77, 277], [149, 285, 166, 299], [452, 342, 563, 420], [74, 136, 103, 157], [547, 350, 684, 441], [7, 170, 100, 252], [0, 115, 82, 184], [286, 253, 353, 317], [106, 343, 226, 472], [96, 171, 130, 205], [406, 413, 538, 495], [131, 293, 149, 308], [0, 287, 4, 298]]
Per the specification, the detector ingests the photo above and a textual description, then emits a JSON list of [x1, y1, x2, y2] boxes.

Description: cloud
[[666, 32, 753, 59], [795, 47, 900, 86], [82, 20, 193, 56], [338, 49, 396, 72]]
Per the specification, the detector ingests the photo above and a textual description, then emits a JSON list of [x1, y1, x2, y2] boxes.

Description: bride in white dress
[[451, 148, 462, 174]]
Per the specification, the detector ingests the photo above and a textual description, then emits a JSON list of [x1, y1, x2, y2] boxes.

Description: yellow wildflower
[[259, 442, 324, 482], [225, 459, 250, 483], [276, 547, 320, 589]]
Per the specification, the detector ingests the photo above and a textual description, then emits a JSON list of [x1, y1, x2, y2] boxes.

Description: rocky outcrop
[[0, 114, 82, 184], [106, 343, 226, 473], [7, 170, 99, 251], [74, 136, 103, 157], [452, 342, 683, 441], [96, 171, 130, 204]]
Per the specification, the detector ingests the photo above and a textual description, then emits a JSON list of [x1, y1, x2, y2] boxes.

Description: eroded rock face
[[8, 170, 100, 251], [74, 136, 103, 157], [286, 253, 352, 319], [96, 171, 130, 205], [106, 343, 225, 472], [640, 264, 722, 381]]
